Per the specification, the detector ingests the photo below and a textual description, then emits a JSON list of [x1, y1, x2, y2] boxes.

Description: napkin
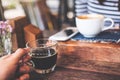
[[71, 30, 120, 43]]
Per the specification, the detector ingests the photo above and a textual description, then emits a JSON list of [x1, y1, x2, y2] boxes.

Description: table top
[[29, 37, 120, 79], [30, 67, 120, 80], [29, 29, 120, 80]]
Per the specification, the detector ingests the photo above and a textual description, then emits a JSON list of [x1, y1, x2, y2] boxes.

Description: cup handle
[[102, 18, 114, 31]]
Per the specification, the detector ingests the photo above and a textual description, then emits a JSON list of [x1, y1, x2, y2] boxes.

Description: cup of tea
[[75, 14, 114, 38], [26, 39, 58, 74]]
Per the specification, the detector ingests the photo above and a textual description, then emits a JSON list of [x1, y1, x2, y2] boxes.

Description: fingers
[[22, 54, 31, 63], [16, 74, 30, 80], [11, 48, 29, 63], [16, 65, 30, 80], [19, 64, 31, 73], [19, 74, 30, 80]]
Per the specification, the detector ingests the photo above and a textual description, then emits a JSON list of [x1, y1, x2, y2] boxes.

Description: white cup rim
[[76, 14, 104, 20]]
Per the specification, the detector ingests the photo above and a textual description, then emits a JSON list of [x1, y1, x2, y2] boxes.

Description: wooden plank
[[30, 67, 120, 80], [9, 16, 30, 49], [57, 41, 120, 63], [57, 40, 120, 75], [24, 24, 43, 43]]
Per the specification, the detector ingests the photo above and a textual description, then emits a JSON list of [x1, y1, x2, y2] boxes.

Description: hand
[[0, 48, 31, 80]]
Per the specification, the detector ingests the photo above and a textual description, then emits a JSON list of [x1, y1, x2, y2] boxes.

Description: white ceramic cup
[[75, 14, 114, 38]]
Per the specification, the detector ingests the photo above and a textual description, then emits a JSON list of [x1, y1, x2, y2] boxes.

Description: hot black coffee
[[30, 48, 57, 69]]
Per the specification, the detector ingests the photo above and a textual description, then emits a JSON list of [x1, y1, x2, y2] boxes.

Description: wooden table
[[30, 66, 120, 80], [29, 67, 120, 80], [29, 38, 120, 79], [57, 40, 120, 75]]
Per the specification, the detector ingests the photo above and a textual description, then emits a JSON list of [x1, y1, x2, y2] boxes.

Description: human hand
[[0, 48, 31, 80]]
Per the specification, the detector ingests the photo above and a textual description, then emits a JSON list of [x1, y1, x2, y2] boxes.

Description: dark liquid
[[31, 48, 57, 69]]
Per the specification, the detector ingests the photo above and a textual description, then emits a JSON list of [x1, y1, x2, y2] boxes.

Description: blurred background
[[0, 0, 75, 31]]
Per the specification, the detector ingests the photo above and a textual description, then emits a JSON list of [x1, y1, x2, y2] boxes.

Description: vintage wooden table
[[29, 36, 120, 80], [29, 66, 120, 80]]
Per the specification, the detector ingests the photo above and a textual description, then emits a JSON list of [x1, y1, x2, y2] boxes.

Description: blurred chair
[[0, 0, 5, 20], [9, 16, 43, 51], [19, 0, 59, 31]]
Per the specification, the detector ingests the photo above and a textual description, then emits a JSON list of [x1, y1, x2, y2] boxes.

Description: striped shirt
[[75, 0, 120, 26]]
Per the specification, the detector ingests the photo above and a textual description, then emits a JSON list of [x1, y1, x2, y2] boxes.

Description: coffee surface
[[31, 48, 57, 69], [77, 14, 103, 19]]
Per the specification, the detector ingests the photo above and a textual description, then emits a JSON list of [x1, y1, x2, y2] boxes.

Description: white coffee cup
[[75, 14, 114, 38]]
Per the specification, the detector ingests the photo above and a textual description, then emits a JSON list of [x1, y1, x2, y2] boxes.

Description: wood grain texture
[[24, 24, 43, 43], [57, 41, 120, 75], [30, 67, 120, 80], [9, 16, 30, 51], [57, 41, 120, 62]]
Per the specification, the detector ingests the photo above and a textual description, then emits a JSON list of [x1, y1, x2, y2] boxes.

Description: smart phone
[[49, 27, 79, 41]]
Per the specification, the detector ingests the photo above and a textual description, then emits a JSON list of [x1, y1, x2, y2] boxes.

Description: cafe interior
[[0, 0, 120, 80]]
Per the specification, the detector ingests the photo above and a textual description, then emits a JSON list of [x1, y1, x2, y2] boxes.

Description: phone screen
[[64, 29, 74, 36]]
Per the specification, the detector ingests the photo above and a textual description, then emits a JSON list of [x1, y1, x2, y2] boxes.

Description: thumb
[[11, 48, 29, 63]]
